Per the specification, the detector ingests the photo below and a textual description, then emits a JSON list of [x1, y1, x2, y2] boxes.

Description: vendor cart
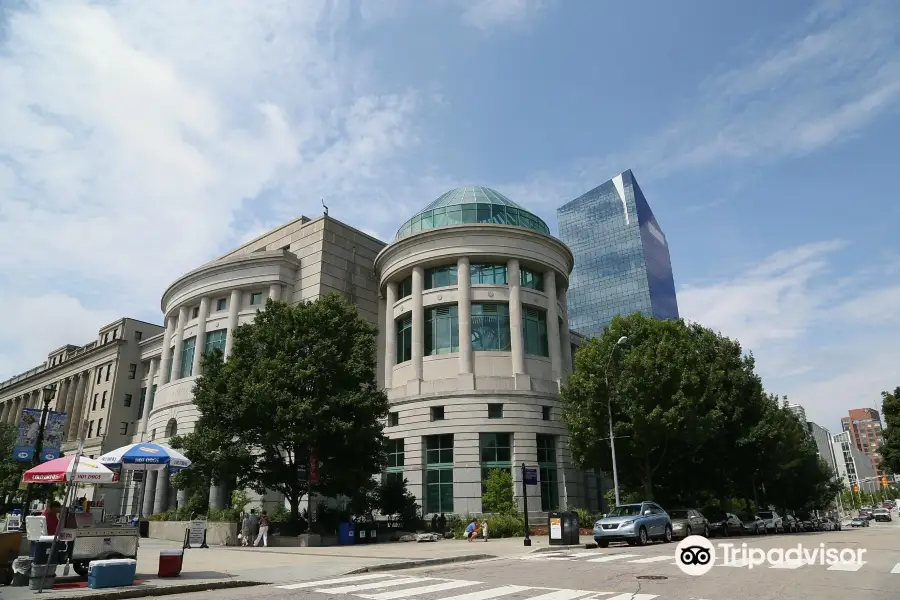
[[56, 513, 139, 577], [0, 531, 23, 585]]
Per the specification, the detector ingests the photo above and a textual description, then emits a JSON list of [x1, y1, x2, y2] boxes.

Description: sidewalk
[[2, 534, 583, 599]]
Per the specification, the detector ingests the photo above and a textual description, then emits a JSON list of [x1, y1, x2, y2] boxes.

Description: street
[[164, 520, 900, 600]]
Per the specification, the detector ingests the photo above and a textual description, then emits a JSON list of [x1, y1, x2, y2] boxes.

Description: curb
[[530, 543, 597, 553], [36, 579, 264, 600], [345, 554, 496, 574]]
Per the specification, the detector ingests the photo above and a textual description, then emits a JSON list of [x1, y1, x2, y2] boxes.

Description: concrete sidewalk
[[1, 534, 581, 599]]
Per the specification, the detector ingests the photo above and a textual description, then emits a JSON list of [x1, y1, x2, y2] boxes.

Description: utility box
[[548, 511, 579, 546]]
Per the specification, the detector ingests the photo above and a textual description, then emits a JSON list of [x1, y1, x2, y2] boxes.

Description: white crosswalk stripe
[[278, 574, 396, 590], [318, 577, 434, 594], [587, 554, 640, 563], [892, 563, 900, 574], [769, 560, 806, 569], [359, 580, 475, 600], [629, 556, 675, 564], [437, 585, 534, 600], [827, 562, 866, 572]]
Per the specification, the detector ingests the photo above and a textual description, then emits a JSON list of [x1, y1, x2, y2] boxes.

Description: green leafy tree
[[172, 294, 389, 521], [880, 386, 900, 475], [0, 424, 28, 508], [375, 477, 419, 526], [481, 468, 516, 514]]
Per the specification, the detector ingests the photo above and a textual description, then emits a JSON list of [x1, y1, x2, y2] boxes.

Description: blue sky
[[1, 0, 898, 432]]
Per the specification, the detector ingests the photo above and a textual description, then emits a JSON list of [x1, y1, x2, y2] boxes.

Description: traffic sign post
[[521, 463, 537, 547]]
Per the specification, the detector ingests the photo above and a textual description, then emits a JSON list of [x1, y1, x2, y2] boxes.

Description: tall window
[[425, 265, 458, 289], [250, 292, 263, 305], [386, 438, 404, 483], [138, 388, 146, 417], [396, 316, 412, 363], [480, 432, 512, 485], [180, 337, 196, 378], [470, 264, 507, 285], [523, 308, 549, 357], [399, 277, 412, 299], [471, 304, 510, 352], [425, 306, 459, 355], [537, 434, 559, 511], [204, 329, 227, 355], [425, 434, 454, 513], [520, 268, 544, 291]]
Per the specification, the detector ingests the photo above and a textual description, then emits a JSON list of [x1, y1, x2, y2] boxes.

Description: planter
[[148, 521, 238, 546]]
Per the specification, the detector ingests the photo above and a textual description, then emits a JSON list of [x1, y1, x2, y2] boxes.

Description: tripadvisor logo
[[675, 535, 715, 576]]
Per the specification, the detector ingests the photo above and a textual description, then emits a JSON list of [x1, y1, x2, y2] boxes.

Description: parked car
[[667, 508, 710, 539], [756, 510, 783, 533], [704, 509, 744, 537], [783, 515, 800, 533], [819, 517, 835, 531], [796, 512, 819, 531], [593, 502, 673, 547], [873, 508, 892, 522], [850, 516, 870, 527], [738, 513, 766, 535], [860, 509, 875, 520]]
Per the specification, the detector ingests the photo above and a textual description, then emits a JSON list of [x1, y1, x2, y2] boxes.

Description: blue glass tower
[[557, 169, 678, 338]]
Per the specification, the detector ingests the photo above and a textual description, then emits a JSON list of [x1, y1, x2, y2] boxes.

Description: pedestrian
[[482, 519, 488, 542], [254, 510, 270, 547], [41, 501, 61, 536], [240, 512, 252, 547], [465, 518, 478, 542], [249, 509, 259, 540], [438, 513, 446, 534], [431, 514, 438, 532]]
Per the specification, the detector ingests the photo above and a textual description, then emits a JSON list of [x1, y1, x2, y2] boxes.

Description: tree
[[0, 424, 27, 508], [880, 386, 900, 475], [481, 469, 515, 514], [375, 477, 419, 526], [172, 294, 390, 522]]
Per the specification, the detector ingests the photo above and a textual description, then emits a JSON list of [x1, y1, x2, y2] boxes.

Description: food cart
[[54, 511, 139, 576]]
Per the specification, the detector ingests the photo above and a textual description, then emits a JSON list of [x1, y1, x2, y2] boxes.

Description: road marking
[[892, 563, 900, 574], [277, 574, 396, 590], [567, 552, 605, 558], [720, 558, 751, 568], [358, 580, 476, 599], [628, 556, 674, 564], [438, 585, 533, 600], [518, 590, 599, 600], [587, 554, 640, 563], [317, 577, 433, 594], [604, 594, 659, 600], [827, 562, 866, 572], [770, 561, 806, 569]]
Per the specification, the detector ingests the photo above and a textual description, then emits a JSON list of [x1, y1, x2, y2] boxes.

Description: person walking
[[248, 509, 259, 541], [254, 510, 270, 547], [240, 512, 252, 547]]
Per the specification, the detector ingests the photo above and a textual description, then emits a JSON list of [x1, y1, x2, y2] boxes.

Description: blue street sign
[[523, 467, 538, 485]]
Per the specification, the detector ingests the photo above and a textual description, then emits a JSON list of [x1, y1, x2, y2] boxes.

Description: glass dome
[[395, 186, 551, 240]]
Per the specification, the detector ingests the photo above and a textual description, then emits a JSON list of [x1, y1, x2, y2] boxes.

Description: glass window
[[425, 306, 459, 355], [426, 434, 453, 465], [447, 207, 462, 225], [537, 434, 558, 511], [216, 298, 227, 311], [386, 471, 404, 486], [470, 264, 508, 285], [537, 434, 556, 464], [433, 207, 447, 227], [522, 308, 549, 357], [204, 329, 227, 355], [425, 265, 458, 289], [396, 316, 412, 363], [399, 278, 412, 299], [180, 336, 196, 378], [138, 388, 146, 417], [520, 268, 544, 291], [431, 406, 445, 421], [542, 406, 551, 421], [426, 468, 454, 513], [488, 403, 503, 419], [471, 303, 511, 352], [462, 204, 477, 223], [421, 210, 433, 229], [250, 292, 263, 305], [388, 412, 399, 426], [480, 432, 512, 463], [476, 204, 491, 224], [387, 439, 404, 469]]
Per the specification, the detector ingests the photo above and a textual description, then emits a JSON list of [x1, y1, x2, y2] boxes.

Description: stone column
[[141, 471, 157, 517], [545, 269, 562, 383], [268, 283, 281, 302], [153, 468, 169, 514], [139, 358, 159, 439], [32, 390, 44, 409], [457, 258, 473, 378], [7, 397, 19, 424], [67, 371, 90, 441], [411, 266, 424, 383], [192, 298, 210, 376], [53, 379, 69, 412], [64, 374, 84, 440], [507, 259, 525, 375], [61, 376, 78, 418], [383, 282, 398, 389], [170, 306, 189, 382], [0, 400, 10, 424], [176, 489, 187, 509], [224, 289, 241, 359], [158, 315, 176, 386], [558, 287, 573, 375], [208, 485, 224, 511]]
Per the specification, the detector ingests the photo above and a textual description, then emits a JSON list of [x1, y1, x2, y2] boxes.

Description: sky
[[1, 0, 899, 433]]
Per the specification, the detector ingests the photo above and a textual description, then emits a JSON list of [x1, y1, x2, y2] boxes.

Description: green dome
[[396, 186, 551, 240]]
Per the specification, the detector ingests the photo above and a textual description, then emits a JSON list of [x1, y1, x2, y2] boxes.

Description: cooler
[[158, 549, 184, 577], [88, 558, 137, 589]]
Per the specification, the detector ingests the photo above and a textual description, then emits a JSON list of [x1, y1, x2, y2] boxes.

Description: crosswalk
[[522, 551, 900, 574], [275, 573, 659, 600]]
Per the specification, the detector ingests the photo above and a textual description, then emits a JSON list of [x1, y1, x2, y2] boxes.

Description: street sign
[[187, 519, 207, 547], [523, 467, 538, 486]]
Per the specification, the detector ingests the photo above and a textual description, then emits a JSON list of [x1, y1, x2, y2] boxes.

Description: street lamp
[[23, 383, 56, 510], [605, 336, 629, 507]]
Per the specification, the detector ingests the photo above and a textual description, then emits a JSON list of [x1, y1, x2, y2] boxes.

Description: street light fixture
[[23, 383, 57, 511], [605, 335, 629, 507]]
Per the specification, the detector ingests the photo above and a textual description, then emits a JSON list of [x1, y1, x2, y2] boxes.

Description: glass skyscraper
[[557, 169, 678, 338]]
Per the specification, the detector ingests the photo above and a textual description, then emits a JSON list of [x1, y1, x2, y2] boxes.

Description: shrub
[[571, 507, 595, 528], [481, 469, 516, 515], [448, 512, 525, 539]]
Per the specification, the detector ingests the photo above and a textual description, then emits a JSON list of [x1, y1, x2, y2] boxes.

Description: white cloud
[[678, 241, 900, 433], [459, 0, 551, 31]]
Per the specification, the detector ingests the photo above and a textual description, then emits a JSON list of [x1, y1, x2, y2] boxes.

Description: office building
[[841, 408, 885, 478], [784, 400, 808, 424], [557, 169, 678, 338], [806, 421, 837, 475], [832, 431, 877, 491]]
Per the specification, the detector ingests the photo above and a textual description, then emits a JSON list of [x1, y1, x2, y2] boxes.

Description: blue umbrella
[[98, 442, 191, 472]]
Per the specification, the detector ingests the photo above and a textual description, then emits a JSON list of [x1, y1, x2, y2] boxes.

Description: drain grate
[[636, 575, 668, 580]]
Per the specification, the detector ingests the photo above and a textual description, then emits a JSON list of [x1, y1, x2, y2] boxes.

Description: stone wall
[[148, 521, 238, 546]]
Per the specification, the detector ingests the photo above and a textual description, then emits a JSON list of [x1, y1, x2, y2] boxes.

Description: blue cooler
[[88, 559, 137, 589]]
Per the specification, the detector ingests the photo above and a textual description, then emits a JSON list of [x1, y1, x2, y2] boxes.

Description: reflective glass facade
[[557, 170, 678, 338]]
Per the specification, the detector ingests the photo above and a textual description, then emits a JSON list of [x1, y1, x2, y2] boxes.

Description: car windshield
[[757, 511, 773, 519], [607, 504, 643, 517], [853, 517, 865, 521], [668, 510, 689, 519], [874, 509, 888, 513]]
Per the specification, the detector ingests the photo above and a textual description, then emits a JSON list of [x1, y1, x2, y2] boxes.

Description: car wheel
[[637, 526, 648, 546], [663, 525, 673, 543], [598, 541, 609, 548], [685, 526, 692, 538], [723, 527, 730, 538], [703, 525, 710, 538]]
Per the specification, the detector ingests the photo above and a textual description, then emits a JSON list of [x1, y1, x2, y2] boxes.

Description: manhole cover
[[636, 576, 668, 580]]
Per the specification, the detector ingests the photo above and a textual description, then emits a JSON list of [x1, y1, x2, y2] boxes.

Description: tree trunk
[[642, 452, 653, 499], [288, 492, 301, 522]]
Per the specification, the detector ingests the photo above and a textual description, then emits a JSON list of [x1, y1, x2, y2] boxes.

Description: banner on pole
[[13, 408, 42, 462], [40, 411, 67, 462]]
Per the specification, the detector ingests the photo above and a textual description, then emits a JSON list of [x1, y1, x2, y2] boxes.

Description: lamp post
[[605, 336, 629, 507], [23, 384, 57, 511]]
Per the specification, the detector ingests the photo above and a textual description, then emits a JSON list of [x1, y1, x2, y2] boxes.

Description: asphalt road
[[175, 519, 900, 600]]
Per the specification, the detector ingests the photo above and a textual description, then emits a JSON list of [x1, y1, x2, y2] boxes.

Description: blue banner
[[13, 408, 41, 462], [40, 411, 67, 462]]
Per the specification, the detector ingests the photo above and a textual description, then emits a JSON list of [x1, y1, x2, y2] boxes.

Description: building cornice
[[0, 339, 124, 395]]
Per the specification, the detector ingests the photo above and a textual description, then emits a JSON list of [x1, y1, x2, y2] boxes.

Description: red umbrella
[[23, 456, 118, 484]]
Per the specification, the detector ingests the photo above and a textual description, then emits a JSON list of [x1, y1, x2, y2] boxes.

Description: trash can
[[138, 520, 150, 538], [338, 522, 356, 545], [12, 557, 32, 587], [29, 563, 57, 591], [548, 511, 564, 545], [563, 511, 580, 545], [367, 523, 378, 544]]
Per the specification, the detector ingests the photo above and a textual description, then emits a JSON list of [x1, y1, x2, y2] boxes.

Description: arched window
[[165, 418, 177, 438]]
